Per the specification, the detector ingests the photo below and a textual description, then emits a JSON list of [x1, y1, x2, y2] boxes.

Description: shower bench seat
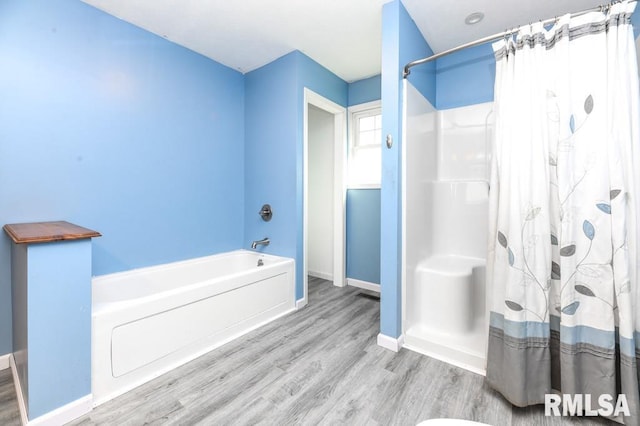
[[405, 254, 487, 374], [414, 254, 486, 335]]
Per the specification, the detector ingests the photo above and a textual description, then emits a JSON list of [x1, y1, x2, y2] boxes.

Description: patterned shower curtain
[[486, 0, 640, 422]]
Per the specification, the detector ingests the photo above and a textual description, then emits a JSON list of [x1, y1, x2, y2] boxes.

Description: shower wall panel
[[437, 103, 493, 182], [404, 81, 437, 329], [403, 83, 494, 373]]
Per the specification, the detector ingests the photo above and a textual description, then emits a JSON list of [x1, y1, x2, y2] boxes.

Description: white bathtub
[[92, 250, 295, 406]]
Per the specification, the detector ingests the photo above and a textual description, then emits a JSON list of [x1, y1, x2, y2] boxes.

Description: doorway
[[302, 88, 347, 308]]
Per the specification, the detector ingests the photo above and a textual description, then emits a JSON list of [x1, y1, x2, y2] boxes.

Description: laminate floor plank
[[176, 366, 285, 425], [14, 277, 611, 426], [0, 368, 20, 426], [375, 353, 432, 425], [425, 365, 496, 423], [456, 380, 514, 426], [310, 348, 392, 425], [511, 404, 615, 426], [254, 291, 381, 424]]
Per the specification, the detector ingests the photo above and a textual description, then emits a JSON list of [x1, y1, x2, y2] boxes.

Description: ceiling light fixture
[[465, 12, 484, 25]]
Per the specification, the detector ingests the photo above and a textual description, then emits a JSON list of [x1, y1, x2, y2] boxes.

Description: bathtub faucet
[[251, 237, 270, 249]]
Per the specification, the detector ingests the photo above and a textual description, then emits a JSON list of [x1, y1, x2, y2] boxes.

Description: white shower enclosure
[[402, 81, 493, 374]]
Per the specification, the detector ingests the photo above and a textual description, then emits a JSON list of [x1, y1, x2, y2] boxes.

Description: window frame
[[347, 100, 382, 189]]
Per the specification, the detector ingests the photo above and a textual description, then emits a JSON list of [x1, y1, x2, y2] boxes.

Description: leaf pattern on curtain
[[496, 94, 625, 318]]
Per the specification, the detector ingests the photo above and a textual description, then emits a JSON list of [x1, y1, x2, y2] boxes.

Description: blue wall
[[435, 42, 495, 110], [27, 240, 92, 418], [380, 0, 435, 338], [244, 53, 298, 279], [245, 51, 347, 301], [0, 0, 245, 356], [632, 7, 640, 38], [346, 189, 381, 284], [348, 74, 381, 106]]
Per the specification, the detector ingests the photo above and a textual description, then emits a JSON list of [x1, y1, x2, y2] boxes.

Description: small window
[[348, 101, 382, 188]]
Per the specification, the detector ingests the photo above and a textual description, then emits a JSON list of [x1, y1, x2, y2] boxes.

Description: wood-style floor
[[0, 367, 20, 425], [0, 277, 614, 425]]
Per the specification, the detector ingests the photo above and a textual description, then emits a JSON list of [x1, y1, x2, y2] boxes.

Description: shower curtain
[[486, 0, 640, 421]]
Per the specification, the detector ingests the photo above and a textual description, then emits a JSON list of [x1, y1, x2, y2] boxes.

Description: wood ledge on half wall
[[3, 220, 101, 244]]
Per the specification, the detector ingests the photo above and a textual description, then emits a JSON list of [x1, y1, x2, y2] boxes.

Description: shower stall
[[402, 80, 493, 373]]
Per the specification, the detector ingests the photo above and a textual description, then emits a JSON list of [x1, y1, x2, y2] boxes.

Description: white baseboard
[[296, 298, 308, 310], [308, 270, 333, 281], [377, 333, 405, 352], [0, 353, 10, 370], [10, 354, 27, 426], [10, 354, 93, 426], [28, 394, 92, 426], [347, 278, 380, 293]]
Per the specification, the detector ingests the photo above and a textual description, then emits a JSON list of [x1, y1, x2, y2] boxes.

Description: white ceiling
[[81, 0, 388, 82], [403, 0, 605, 54], [82, 0, 615, 82]]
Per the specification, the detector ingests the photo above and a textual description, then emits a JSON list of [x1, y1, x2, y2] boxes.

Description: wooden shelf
[[3, 221, 101, 244]]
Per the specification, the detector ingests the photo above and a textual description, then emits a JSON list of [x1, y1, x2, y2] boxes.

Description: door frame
[[301, 88, 347, 308]]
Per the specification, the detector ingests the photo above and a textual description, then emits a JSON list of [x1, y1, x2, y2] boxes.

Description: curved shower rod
[[403, 0, 631, 78]]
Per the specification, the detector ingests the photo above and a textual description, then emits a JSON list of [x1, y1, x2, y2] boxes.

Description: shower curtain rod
[[403, 0, 632, 78]]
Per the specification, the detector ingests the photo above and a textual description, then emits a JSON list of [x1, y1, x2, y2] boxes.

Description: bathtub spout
[[251, 237, 270, 249]]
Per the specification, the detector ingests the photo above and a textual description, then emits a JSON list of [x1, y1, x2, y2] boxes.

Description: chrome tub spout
[[251, 237, 270, 249]]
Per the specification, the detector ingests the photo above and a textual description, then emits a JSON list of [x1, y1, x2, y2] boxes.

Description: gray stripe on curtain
[[490, 312, 639, 358], [487, 317, 640, 424]]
